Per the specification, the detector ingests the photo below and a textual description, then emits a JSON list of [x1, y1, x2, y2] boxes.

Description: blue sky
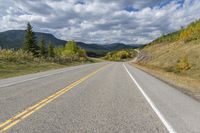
[[0, 0, 199, 44]]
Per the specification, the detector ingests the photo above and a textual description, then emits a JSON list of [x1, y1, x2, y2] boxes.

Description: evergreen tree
[[23, 22, 39, 56], [39, 36, 46, 56], [48, 41, 54, 57]]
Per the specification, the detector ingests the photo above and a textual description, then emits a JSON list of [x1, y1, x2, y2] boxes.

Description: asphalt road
[[0, 62, 200, 133]]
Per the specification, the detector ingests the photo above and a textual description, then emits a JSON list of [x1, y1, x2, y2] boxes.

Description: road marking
[[123, 63, 176, 133], [0, 64, 95, 88], [0, 64, 109, 132]]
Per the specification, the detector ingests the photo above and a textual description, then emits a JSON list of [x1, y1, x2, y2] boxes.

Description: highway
[[0, 62, 200, 133]]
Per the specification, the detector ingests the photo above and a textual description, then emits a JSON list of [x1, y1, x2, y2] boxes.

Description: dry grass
[[0, 49, 94, 79], [139, 40, 200, 80], [136, 39, 200, 100]]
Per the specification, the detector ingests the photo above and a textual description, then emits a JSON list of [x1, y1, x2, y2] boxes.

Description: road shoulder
[[130, 62, 200, 101]]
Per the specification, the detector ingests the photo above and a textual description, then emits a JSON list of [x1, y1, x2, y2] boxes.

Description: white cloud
[[0, 0, 200, 44]]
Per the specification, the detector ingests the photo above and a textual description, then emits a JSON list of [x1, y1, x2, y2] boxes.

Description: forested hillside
[[148, 19, 200, 45]]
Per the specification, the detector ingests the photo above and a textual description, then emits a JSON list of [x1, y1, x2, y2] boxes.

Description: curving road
[[0, 62, 200, 133]]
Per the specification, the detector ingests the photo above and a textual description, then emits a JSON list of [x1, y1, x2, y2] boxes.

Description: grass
[[136, 38, 200, 100], [0, 49, 96, 79], [139, 39, 200, 80], [0, 59, 93, 79], [134, 20, 200, 100]]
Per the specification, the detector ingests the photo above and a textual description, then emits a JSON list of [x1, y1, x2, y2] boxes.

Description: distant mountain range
[[0, 30, 142, 51]]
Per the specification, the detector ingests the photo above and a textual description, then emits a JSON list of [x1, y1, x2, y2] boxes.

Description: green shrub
[[55, 40, 87, 62]]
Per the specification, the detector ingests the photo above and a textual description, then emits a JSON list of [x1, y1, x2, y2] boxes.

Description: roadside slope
[[135, 20, 200, 100]]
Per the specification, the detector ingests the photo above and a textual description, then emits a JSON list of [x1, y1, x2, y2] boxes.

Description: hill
[[77, 42, 141, 51], [0, 30, 66, 49], [138, 19, 200, 74], [136, 19, 200, 100], [0, 30, 139, 51], [148, 19, 200, 45]]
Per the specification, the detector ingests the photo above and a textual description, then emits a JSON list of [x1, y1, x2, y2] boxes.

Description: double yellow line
[[0, 64, 109, 132]]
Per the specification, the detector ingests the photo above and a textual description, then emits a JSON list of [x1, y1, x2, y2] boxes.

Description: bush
[[0, 49, 35, 62], [0, 40, 89, 66], [175, 56, 191, 72], [57, 41, 87, 61]]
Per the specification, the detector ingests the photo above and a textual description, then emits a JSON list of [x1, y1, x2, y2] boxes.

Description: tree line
[[22, 22, 87, 63], [0, 22, 89, 66]]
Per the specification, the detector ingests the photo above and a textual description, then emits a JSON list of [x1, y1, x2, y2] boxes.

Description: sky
[[0, 0, 200, 44]]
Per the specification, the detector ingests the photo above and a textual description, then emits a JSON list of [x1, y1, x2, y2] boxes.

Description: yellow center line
[[0, 64, 109, 132]]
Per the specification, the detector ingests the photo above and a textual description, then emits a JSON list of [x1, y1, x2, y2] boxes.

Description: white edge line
[[0, 68, 76, 88], [123, 63, 176, 133], [0, 63, 94, 88]]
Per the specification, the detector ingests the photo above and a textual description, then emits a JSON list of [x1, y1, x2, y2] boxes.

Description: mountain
[[0, 30, 140, 51], [0, 30, 66, 49], [76, 42, 141, 51]]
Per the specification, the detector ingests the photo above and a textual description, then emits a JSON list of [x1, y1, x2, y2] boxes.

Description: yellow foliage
[[104, 49, 136, 61], [0, 49, 35, 61], [175, 56, 191, 71], [149, 19, 200, 45], [179, 20, 200, 42]]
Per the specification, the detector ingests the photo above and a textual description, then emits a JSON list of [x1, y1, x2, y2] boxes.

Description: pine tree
[[48, 41, 54, 57], [23, 22, 39, 56], [39, 36, 46, 56]]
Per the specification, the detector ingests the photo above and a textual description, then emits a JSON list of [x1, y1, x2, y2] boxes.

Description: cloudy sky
[[0, 0, 200, 44]]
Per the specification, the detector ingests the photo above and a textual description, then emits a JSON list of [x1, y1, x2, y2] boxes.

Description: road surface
[[0, 62, 200, 133]]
